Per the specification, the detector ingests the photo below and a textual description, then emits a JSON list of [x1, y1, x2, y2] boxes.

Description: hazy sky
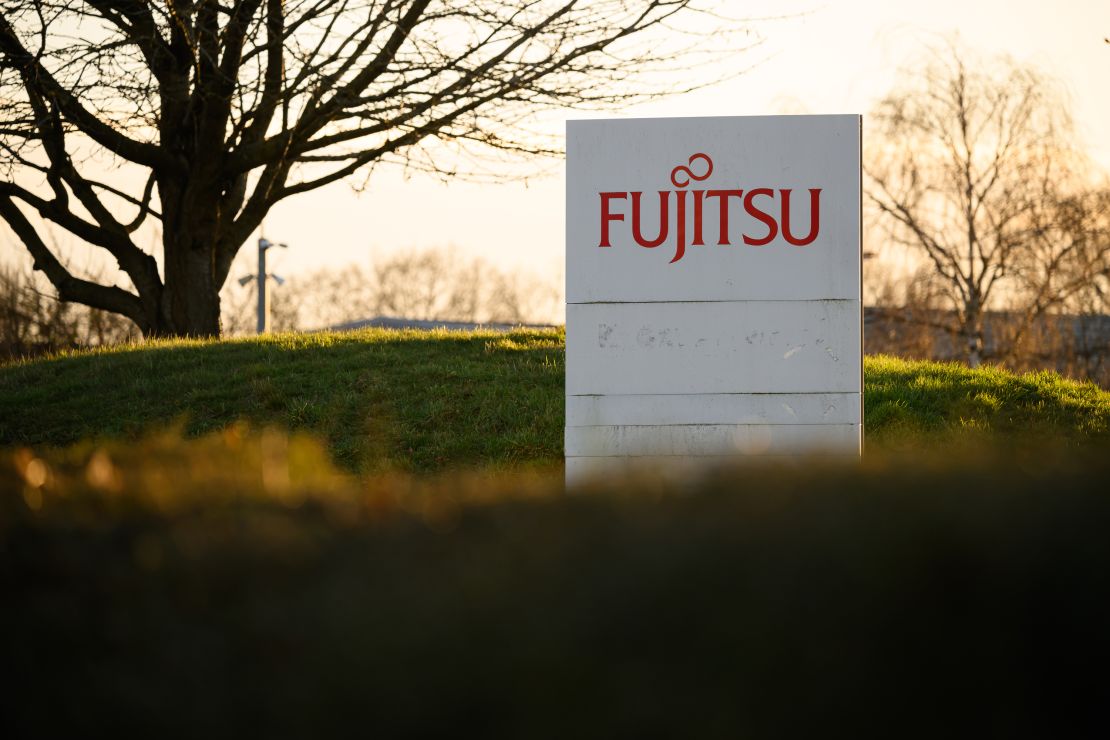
[[3, 0, 1109, 302], [251, 0, 1110, 282]]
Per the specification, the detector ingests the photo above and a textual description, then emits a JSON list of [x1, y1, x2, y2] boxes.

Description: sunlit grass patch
[[862, 355, 1110, 446]]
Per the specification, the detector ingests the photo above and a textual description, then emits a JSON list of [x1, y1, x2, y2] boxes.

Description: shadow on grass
[[0, 328, 565, 473]]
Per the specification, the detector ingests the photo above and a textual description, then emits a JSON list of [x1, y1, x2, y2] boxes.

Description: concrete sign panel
[[565, 115, 861, 480]]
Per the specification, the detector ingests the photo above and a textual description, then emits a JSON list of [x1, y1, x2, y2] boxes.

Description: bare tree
[[0, 263, 138, 358], [1008, 186, 1110, 347], [0, 1, 755, 337], [372, 249, 468, 321], [484, 265, 560, 323], [219, 246, 562, 331], [866, 42, 1110, 367]]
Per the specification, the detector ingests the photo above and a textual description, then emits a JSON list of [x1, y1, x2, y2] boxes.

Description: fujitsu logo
[[598, 153, 822, 264]]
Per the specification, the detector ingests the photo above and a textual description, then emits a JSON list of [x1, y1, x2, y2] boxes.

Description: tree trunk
[[155, 229, 223, 338], [964, 300, 985, 368], [152, 170, 227, 338]]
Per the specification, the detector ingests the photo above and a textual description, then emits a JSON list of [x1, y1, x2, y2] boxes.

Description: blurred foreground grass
[[4, 428, 1110, 736], [1, 328, 1108, 473]]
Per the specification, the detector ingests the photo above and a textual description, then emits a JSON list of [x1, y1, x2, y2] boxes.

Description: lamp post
[[238, 237, 287, 334]]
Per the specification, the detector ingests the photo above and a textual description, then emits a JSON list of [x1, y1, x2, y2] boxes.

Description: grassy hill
[[1, 327, 1107, 471], [0, 328, 565, 472]]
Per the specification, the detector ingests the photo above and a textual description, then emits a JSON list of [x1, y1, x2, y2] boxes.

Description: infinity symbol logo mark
[[669, 153, 713, 188]]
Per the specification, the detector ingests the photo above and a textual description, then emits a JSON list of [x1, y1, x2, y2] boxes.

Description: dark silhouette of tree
[[1, 1, 754, 336]]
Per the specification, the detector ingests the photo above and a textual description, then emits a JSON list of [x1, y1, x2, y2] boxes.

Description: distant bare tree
[[220, 247, 561, 332], [866, 42, 1110, 367], [1, 1, 757, 337], [1008, 187, 1110, 349], [485, 266, 560, 323], [371, 249, 560, 324], [0, 264, 137, 358], [282, 265, 377, 330], [372, 250, 474, 321], [863, 262, 952, 359]]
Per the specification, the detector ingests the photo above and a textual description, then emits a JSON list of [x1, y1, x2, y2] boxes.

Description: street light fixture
[[238, 236, 289, 333]]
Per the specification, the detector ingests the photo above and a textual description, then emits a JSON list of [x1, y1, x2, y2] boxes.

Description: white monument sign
[[565, 115, 862, 480]]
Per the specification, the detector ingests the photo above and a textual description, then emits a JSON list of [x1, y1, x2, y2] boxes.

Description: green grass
[[0, 328, 565, 473], [864, 354, 1110, 447], [0, 329, 1107, 472]]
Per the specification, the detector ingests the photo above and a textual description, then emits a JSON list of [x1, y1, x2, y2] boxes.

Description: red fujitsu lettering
[[598, 192, 628, 247], [705, 190, 743, 245], [631, 191, 670, 248], [672, 190, 687, 263], [596, 153, 823, 262], [743, 188, 778, 246], [780, 188, 822, 246], [691, 190, 705, 246]]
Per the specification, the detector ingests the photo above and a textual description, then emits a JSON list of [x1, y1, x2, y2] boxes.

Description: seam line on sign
[[566, 423, 859, 427], [565, 454, 862, 459], [566, 299, 859, 305], [567, 113, 860, 125], [567, 392, 861, 397]]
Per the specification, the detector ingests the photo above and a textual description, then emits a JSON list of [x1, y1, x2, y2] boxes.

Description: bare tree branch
[[0, 194, 149, 331], [2, 0, 759, 336]]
